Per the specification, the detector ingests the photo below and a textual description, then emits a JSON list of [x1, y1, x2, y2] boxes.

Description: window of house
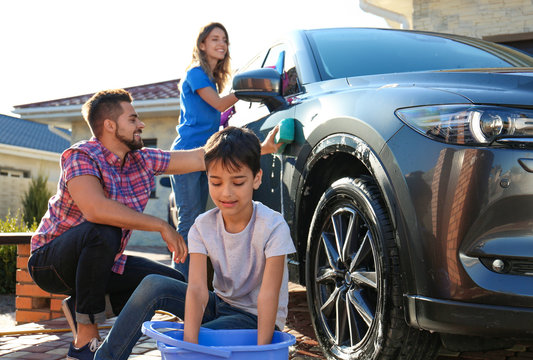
[[0, 169, 27, 178]]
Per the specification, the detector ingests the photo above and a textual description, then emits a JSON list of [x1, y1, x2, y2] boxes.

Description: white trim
[[134, 98, 180, 109], [13, 98, 180, 120], [359, 0, 411, 29], [13, 104, 82, 117], [48, 125, 72, 141], [0, 143, 61, 162]]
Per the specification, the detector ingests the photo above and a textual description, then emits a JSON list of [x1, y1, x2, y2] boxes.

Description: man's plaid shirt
[[31, 138, 170, 274]]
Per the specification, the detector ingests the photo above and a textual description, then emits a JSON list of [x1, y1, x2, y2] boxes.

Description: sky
[[0, 0, 388, 117]]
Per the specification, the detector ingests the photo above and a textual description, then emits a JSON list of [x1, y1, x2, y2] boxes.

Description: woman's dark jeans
[[28, 221, 185, 325]]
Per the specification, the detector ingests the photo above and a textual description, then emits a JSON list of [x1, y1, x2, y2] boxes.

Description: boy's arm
[[257, 254, 285, 345], [183, 253, 209, 344]]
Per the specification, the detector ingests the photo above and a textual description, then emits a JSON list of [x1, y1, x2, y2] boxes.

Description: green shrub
[[0, 211, 36, 294], [22, 173, 52, 227]]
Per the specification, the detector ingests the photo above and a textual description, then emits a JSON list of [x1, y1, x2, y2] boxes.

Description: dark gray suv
[[228, 28, 533, 359]]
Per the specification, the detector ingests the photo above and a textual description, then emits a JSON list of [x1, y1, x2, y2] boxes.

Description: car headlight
[[395, 105, 533, 145]]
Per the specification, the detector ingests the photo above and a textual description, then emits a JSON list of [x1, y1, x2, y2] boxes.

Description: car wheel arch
[[293, 134, 411, 286]]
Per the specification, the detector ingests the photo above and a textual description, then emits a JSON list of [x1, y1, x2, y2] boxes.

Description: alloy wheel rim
[[313, 205, 378, 353]]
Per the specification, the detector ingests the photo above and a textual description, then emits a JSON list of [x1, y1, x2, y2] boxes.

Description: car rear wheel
[[306, 176, 439, 359]]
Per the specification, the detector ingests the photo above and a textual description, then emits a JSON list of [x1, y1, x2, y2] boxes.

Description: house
[[0, 114, 71, 220], [12, 79, 180, 246], [360, 0, 533, 55]]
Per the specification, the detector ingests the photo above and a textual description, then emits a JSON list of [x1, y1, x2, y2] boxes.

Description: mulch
[[285, 284, 326, 359]]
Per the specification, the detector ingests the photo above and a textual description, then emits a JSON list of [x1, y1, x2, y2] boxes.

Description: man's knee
[[84, 222, 122, 253]]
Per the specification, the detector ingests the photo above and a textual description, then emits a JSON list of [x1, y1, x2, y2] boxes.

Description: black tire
[[305, 177, 439, 360]]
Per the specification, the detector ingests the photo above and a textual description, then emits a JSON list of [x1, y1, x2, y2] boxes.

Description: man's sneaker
[[66, 337, 101, 360], [62, 296, 77, 338]]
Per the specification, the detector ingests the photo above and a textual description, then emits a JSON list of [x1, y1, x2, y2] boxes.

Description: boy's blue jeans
[[95, 274, 259, 360], [170, 171, 208, 279], [27, 222, 185, 325]]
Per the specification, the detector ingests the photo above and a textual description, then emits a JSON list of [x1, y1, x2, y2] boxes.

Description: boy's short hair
[[81, 89, 133, 138], [204, 126, 261, 175]]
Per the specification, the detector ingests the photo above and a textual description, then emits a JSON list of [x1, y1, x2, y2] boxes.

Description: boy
[[95, 126, 295, 359]]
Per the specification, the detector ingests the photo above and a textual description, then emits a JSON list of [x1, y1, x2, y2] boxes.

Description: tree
[[21, 173, 52, 227]]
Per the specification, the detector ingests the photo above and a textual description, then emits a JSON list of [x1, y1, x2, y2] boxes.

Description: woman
[[170, 22, 238, 278]]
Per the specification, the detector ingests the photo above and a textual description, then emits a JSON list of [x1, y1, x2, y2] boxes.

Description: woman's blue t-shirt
[[172, 66, 220, 150]]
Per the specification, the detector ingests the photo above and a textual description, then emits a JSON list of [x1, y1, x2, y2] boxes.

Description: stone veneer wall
[[412, 0, 533, 37], [0, 176, 56, 220]]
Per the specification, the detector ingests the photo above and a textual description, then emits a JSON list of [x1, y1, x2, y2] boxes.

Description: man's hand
[[261, 125, 283, 155], [160, 223, 188, 263]]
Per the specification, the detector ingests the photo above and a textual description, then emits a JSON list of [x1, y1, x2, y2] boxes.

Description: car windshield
[[306, 28, 533, 80]]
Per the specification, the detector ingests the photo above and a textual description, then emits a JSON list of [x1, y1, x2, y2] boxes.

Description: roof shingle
[[15, 79, 180, 109], [0, 114, 71, 153]]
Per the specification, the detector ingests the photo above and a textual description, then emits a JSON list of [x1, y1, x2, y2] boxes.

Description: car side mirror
[[233, 68, 288, 112]]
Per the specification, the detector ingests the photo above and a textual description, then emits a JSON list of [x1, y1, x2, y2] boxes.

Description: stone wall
[[413, 0, 533, 37], [0, 176, 56, 220]]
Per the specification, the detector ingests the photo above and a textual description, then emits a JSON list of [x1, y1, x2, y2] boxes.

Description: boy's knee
[[130, 275, 167, 302], [134, 274, 185, 301]]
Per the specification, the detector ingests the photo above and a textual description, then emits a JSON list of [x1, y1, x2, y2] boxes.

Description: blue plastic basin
[[142, 321, 296, 360]]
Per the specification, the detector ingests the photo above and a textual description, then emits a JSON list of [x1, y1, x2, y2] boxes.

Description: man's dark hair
[[204, 126, 261, 175], [81, 89, 133, 138]]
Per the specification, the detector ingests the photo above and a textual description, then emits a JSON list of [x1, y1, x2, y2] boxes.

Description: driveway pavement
[[0, 246, 531, 359]]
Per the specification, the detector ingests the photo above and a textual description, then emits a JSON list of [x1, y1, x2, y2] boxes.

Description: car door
[[229, 43, 299, 213]]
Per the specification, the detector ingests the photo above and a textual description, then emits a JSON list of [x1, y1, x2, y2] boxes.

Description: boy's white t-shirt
[[188, 201, 296, 329]]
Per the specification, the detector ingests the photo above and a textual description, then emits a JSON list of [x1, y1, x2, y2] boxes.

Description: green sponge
[[275, 118, 295, 153]]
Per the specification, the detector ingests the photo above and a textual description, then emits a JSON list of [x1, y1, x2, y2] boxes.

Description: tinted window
[[262, 44, 302, 97], [306, 29, 533, 80]]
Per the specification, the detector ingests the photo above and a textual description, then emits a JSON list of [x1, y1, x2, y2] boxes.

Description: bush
[[0, 211, 36, 294], [21, 173, 52, 227]]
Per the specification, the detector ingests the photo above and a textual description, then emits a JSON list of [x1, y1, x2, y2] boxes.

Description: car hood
[[346, 68, 533, 107]]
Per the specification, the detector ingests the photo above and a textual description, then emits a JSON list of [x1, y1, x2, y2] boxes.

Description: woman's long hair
[[189, 22, 231, 93]]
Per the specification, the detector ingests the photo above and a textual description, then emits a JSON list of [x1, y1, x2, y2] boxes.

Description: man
[[26, 89, 279, 360]]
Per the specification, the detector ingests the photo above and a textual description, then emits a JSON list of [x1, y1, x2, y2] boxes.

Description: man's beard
[[115, 128, 144, 151]]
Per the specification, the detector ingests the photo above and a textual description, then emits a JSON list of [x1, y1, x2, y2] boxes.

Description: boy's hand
[[261, 125, 283, 155], [161, 223, 188, 263]]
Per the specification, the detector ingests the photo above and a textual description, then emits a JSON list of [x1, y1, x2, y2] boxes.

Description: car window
[[263, 44, 285, 69], [306, 28, 533, 80], [263, 44, 302, 97]]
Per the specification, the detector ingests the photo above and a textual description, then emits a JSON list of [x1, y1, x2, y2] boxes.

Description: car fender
[[285, 122, 415, 284]]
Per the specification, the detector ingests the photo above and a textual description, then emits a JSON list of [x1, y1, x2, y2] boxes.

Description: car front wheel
[[306, 176, 439, 359]]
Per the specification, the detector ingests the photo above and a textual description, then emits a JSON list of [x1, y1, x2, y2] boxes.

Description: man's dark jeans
[[27, 221, 185, 325]]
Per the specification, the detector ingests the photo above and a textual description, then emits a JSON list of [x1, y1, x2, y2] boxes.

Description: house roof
[[15, 79, 180, 109], [0, 114, 71, 153]]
